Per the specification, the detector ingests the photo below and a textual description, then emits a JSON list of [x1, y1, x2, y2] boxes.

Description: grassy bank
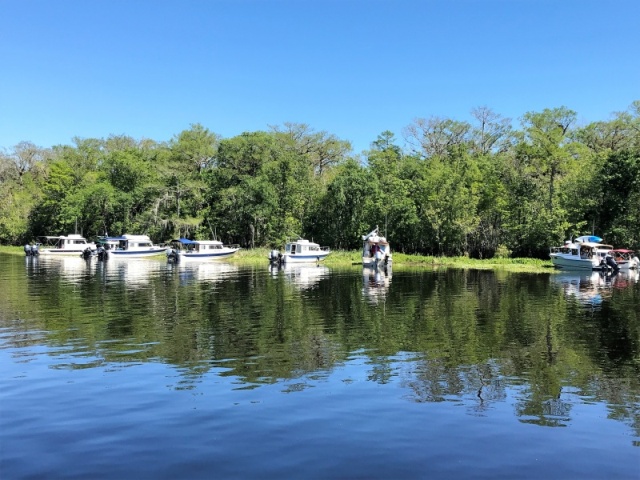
[[0, 245, 554, 272], [227, 248, 553, 272]]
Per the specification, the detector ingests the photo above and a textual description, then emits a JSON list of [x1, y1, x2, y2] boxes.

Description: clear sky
[[1, 0, 638, 154]]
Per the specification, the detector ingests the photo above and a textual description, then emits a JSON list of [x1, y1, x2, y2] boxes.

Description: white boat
[[361, 226, 392, 268], [269, 238, 330, 264], [166, 238, 240, 261], [610, 249, 639, 270], [549, 236, 614, 270], [105, 234, 166, 258], [38, 234, 96, 256]]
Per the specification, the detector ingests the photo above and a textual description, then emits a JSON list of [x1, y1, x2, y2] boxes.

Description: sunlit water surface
[[1, 254, 638, 479]]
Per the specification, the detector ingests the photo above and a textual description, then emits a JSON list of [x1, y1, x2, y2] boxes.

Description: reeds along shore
[[4, 246, 552, 273]]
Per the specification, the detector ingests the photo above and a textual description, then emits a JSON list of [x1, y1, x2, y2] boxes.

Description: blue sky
[[1, 0, 638, 154]]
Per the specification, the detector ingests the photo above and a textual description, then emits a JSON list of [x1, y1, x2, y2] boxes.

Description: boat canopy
[[576, 235, 603, 243], [612, 249, 635, 253], [174, 238, 198, 245]]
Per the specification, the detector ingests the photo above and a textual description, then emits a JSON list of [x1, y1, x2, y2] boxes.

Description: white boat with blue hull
[[166, 238, 240, 262], [549, 236, 615, 271], [104, 234, 166, 258], [269, 238, 330, 264]]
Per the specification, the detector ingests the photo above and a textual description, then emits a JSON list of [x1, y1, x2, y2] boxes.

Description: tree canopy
[[1, 105, 639, 258]]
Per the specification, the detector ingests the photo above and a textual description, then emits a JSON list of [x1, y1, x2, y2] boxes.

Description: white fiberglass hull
[[615, 260, 639, 271], [282, 252, 330, 263], [109, 248, 167, 258], [362, 255, 392, 268], [550, 254, 600, 270], [178, 249, 240, 261], [40, 248, 95, 256]]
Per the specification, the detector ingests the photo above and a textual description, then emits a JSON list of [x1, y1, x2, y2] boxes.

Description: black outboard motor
[[605, 254, 619, 272], [97, 245, 108, 261], [81, 247, 93, 260], [269, 250, 283, 266], [24, 244, 39, 256], [166, 248, 180, 263]]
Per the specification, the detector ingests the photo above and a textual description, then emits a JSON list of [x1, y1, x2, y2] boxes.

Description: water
[[1, 255, 639, 479]]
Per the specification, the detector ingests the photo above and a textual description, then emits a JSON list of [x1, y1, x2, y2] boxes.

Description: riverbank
[[0, 246, 553, 273], [231, 248, 553, 272]]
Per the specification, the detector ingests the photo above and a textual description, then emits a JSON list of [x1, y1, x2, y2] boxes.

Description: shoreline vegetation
[[0, 245, 553, 273], [2, 104, 639, 262]]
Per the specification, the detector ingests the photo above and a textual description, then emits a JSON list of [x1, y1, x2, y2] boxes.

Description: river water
[[1, 254, 638, 479]]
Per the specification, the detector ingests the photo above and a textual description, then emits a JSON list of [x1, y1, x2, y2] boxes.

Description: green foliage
[[1, 102, 639, 255]]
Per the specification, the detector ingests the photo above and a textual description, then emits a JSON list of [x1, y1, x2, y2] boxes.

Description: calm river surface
[[1, 253, 639, 479]]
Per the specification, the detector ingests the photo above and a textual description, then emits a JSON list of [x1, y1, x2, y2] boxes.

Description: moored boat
[[105, 234, 166, 258], [269, 238, 330, 264], [611, 249, 639, 270], [166, 238, 240, 262], [38, 234, 96, 256], [361, 226, 392, 268], [549, 236, 615, 271]]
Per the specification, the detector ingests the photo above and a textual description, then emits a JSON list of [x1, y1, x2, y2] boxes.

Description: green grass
[[226, 248, 553, 272], [0, 244, 554, 272]]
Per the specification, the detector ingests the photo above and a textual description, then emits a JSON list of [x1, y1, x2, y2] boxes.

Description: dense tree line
[[1, 102, 639, 258]]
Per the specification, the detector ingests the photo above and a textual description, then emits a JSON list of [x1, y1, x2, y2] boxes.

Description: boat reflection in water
[[25, 254, 95, 285], [99, 258, 167, 287], [168, 261, 240, 285], [362, 265, 392, 304], [550, 269, 638, 307], [269, 263, 330, 289]]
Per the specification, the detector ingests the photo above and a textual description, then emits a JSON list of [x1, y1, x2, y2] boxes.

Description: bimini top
[[174, 238, 198, 245], [172, 238, 224, 245]]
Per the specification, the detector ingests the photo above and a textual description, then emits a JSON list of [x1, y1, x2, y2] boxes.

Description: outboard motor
[[269, 250, 283, 265], [605, 254, 619, 272], [166, 248, 180, 263], [24, 244, 39, 256], [81, 247, 93, 260], [96, 245, 108, 261]]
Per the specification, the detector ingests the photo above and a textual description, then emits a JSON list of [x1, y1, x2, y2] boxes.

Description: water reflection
[[3, 254, 640, 478], [268, 263, 330, 289], [24, 254, 95, 284], [167, 261, 240, 285], [362, 265, 392, 304], [550, 269, 639, 307]]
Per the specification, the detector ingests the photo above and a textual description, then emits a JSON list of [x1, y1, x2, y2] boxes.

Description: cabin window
[[571, 249, 578, 255]]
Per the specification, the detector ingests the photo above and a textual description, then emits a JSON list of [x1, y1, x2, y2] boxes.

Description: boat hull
[[178, 249, 239, 261], [550, 255, 600, 270], [282, 252, 330, 263], [40, 249, 94, 256], [109, 248, 167, 259]]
